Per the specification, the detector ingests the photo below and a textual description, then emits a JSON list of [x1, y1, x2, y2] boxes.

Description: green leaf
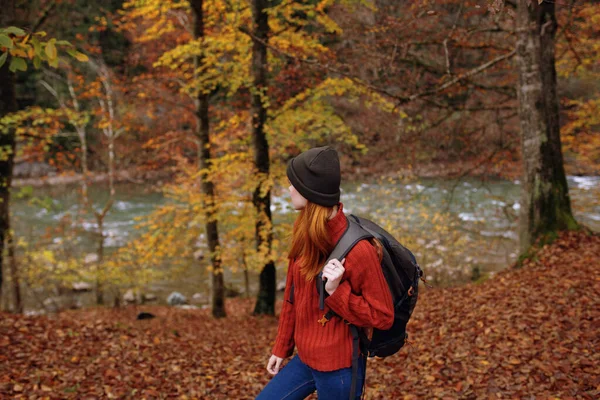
[[9, 57, 27, 72], [56, 40, 72, 46], [0, 52, 7, 68], [66, 48, 78, 58], [0, 34, 13, 49], [33, 55, 41, 69], [45, 39, 57, 60], [3, 27, 26, 37], [31, 36, 42, 56]]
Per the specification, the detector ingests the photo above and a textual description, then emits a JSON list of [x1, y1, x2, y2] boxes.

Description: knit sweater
[[271, 203, 394, 372]]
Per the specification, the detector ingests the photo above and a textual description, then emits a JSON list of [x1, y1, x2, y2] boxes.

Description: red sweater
[[272, 203, 394, 371]]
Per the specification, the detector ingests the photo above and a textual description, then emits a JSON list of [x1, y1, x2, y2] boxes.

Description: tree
[[190, 0, 226, 318], [86, 61, 122, 305], [515, 0, 578, 253], [36, 60, 122, 306], [250, 0, 275, 316], [119, 0, 369, 317], [0, 14, 19, 310], [1, 1, 86, 310], [119, 0, 253, 316]]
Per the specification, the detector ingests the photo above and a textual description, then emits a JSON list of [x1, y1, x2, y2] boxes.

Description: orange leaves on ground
[[364, 230, 600, 399], [1, 231, 599, 399]]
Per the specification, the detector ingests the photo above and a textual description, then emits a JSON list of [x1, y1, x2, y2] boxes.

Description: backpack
[[316, 214, 422, 399]]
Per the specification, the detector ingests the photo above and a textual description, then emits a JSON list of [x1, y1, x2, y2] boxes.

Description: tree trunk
[[0, 2, 18, 306], [94, 65, 117, 306], [8, 230, 21, 313], [191, 0, 226, 318], [242, 247, 250, 298], [251, 0, 275, 316], [516, 0, 577, 253], [96, 217, 104, 305]]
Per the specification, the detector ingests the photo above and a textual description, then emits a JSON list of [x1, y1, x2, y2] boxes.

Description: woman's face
[[288, 181, 308, 210]]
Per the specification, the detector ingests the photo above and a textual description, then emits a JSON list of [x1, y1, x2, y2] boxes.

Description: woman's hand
[[322, 258, 346, 295], [266, 354, 284, 375]]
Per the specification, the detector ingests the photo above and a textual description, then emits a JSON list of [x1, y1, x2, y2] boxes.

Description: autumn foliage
[[1, 1, 599, 397]]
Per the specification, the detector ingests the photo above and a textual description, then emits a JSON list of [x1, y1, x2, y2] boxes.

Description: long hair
[[288, 202, 335, 281]]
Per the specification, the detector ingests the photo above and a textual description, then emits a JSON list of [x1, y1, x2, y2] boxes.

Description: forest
[[0, 0, 598, 398]]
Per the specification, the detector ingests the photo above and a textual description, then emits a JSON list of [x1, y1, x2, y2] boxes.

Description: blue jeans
[[256, 354, 367, 400]]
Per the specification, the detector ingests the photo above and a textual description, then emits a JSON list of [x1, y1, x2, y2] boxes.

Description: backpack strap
[[349, 324, 361, 400], [317, 215, 373, 310], [315, 215, 375, 400]]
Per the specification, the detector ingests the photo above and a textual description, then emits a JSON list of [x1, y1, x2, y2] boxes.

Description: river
[[9, 175, 600, 312]]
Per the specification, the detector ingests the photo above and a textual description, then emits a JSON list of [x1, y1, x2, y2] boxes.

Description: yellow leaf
[[45, 39, 57, 59], [74, 52, 88, 62]]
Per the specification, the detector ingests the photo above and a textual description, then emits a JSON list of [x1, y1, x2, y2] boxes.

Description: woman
[[257, 146, 394, 400]]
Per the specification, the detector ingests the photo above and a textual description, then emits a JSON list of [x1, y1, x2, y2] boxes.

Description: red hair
[[288, 202, 335, 281]]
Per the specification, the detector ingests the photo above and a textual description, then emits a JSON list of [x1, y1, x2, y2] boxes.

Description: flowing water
[[8, 175, 600, 312]]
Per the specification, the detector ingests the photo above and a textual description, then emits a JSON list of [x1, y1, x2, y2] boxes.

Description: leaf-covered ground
[[1, 231, 599, 399]]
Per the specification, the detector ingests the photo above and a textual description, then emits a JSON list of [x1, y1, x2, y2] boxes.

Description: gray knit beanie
[[286, 146, 341, 207]]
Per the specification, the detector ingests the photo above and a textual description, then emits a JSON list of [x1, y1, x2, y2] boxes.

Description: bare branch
[[38, 80, 63, 108], [398, 49, 516, 104], [239, 26, 516, 108], [443, 1, 464, 76], [30, 1, 57, 32], [167, 9, 193, 36]]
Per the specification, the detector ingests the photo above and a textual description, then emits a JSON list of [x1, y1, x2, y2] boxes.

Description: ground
[[1, 230, 599, 399]]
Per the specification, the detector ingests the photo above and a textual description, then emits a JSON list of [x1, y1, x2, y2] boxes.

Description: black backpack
[[316, 214, 422, 399]]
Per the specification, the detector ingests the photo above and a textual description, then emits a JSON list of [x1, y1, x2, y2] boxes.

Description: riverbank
[[12, 159, 599, 189], [11, 155, 525, 188], [11, 168, 175, 188], [1, 229, 598, 399], [12, 163, 489, 189]]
